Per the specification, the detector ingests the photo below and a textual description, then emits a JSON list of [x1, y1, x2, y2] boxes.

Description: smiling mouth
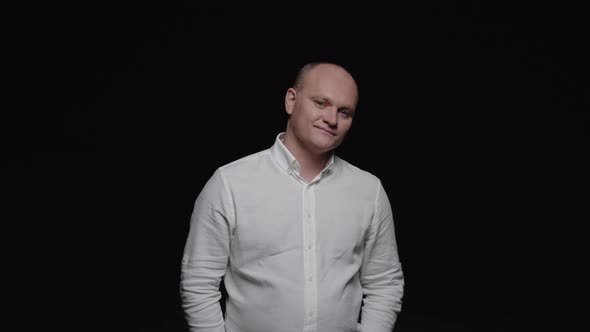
[[315, 127, 336, 136]]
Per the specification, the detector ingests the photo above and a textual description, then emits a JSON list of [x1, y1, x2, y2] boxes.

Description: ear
[[285, 88, 297, 116]]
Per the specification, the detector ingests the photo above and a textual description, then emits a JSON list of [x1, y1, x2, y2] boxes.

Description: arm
[[359, 180, 404, 332], [180, 168, 234, 332]]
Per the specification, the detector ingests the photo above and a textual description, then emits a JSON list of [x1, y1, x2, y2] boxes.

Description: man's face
[[285, 64, 358, 155]]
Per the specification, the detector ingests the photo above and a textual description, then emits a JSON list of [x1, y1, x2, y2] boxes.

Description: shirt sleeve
[[359, 180, 405, 332], [180, 168, 235, 332]]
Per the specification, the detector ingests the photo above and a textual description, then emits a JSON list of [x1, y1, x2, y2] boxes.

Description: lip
[[315, 126, 336, 136]]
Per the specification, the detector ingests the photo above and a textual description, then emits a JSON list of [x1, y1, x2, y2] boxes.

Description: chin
[[313, 141, 339, 153], [307, 131, 340, 152]]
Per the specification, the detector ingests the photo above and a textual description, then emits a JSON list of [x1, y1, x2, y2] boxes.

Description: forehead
[[301, 65, 358, 106]]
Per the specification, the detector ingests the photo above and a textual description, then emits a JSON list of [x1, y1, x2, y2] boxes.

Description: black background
[[3, 1, 589, 331]]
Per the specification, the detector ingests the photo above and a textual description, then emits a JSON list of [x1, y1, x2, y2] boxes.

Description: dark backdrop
[[3, 1, 588, 331]]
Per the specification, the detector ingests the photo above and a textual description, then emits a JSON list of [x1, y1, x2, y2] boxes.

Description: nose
[[323, 107, 338, 128]]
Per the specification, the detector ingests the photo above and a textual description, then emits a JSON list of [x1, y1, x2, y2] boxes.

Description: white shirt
[[181, 132, 404, 332]]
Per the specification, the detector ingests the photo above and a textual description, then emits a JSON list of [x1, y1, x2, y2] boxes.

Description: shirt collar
[[270, 132, 335, 176]]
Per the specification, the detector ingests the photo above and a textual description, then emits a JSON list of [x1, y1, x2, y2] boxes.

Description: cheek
[[292, 112, 312, 134], [339, 121, 353, 133], [296, 110, 315, 126]]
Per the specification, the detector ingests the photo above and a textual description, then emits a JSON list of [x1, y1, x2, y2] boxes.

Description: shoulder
[[335, 155, 382, 188], [332, 155, 385, 202], [217, 148, 272, 177]]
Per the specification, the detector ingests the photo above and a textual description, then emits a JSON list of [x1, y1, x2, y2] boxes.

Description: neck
[[282, 130, 331, 178]]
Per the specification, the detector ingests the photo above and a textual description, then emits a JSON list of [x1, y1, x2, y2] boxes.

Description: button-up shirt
[[181, 132, 404, 332]]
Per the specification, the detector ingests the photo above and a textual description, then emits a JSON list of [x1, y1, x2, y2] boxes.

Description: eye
[[314, 99, 327, 107], [339, 110, 352, 118]]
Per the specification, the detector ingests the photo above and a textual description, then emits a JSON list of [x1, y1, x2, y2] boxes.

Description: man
[[180, 62, 404, 332]]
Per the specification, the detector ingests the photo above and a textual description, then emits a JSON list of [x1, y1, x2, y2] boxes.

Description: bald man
[[181, 62, 404, 332]]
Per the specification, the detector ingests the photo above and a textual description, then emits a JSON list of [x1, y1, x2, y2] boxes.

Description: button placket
[[302, 183, 318, 331], [307, 184, 318, 330]]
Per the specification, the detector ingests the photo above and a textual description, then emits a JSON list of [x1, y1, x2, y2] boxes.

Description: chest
[[230, 184, 374, 265]]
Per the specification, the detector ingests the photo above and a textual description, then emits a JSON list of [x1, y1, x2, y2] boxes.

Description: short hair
[[291, 62, 356, 91], [291, 62, 359, 106]]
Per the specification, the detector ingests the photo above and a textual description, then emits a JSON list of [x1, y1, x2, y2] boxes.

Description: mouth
[[315, 126, 336, 136]]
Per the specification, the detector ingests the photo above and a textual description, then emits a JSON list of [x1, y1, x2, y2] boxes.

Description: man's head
[[285, 62, 358, 155]]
